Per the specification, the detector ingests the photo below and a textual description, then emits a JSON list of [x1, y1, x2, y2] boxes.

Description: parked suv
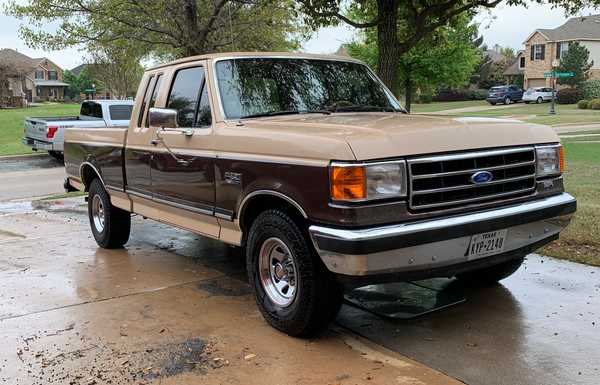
[[523, 87, 554, 104], [64, 53, 575, 337], [487, 85, 523, 105]]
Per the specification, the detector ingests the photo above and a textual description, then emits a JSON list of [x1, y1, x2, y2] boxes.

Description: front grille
[[408, 147, 536, 210]]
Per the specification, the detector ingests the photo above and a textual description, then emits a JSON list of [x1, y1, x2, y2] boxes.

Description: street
[[0, 155, 598, 384]]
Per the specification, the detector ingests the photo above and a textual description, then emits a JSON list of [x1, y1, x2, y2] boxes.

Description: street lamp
[[91, 83, 96, 100], [549, 59, 559, 115]]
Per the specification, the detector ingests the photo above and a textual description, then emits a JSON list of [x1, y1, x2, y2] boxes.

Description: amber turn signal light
[[559, 146, 565, 173], [330, 166, 366, 201]]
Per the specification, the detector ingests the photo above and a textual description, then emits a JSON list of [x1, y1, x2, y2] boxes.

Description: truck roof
[[147, 51, 364, 71], [84, 99, 135, 105]]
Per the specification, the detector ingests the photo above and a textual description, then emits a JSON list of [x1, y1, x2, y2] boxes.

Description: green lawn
[[541, 134, 600, 266], [443, 102, 600, 126], [0, 103, 80, 156], [410, 100, 488, 113]]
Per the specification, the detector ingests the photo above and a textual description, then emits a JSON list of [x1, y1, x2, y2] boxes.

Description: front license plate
[[467, 229, 507, 258]]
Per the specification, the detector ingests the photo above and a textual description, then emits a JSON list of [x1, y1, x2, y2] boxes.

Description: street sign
[[544, 71, 575, 78]]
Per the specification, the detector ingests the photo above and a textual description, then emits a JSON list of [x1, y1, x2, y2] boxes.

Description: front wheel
[[88, 179, 131, 249], [537, 97, 543, 104], [456, 257, 524, 287], [246, 210, 342, 337], [504, 96, 511, 105]]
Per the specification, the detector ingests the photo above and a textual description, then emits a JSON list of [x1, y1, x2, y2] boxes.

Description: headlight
[[536, 145, 564, 177], [330, 161, 407, 202]]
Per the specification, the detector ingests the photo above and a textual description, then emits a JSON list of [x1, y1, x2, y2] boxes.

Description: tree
[[86, 44, 145, 99], [346, 15, 480, 111], [5, 0, 305, 60], [557, 42, 593, 88], [297, 0, 600, 94], [63, 68, 93, 100]]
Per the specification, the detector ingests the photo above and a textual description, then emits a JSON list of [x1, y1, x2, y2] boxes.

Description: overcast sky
[[0, 0, 598, 69]]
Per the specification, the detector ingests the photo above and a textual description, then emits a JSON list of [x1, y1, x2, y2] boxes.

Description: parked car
[[523, 87, 554, 104], [23, 100, 134, 161], [64, 53, 576, 337], [486, 85, 524, 105]]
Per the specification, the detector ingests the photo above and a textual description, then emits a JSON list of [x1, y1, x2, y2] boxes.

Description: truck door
[[149, 65, 216, 220], [125, 74, 162, 197]]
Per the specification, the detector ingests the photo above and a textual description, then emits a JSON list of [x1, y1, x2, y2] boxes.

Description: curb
[[0, 153, 49, 161]]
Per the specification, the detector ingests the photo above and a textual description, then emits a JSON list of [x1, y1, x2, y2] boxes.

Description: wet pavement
[[0, 198, 457, 385], [0, 192, 598, 384], [0, 155, 65, 200]]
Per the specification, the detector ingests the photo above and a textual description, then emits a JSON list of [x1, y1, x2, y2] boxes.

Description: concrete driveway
[[0, 155, 65, 200]]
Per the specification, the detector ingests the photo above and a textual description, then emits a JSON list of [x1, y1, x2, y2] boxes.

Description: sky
[[0, 0, 598, 70]]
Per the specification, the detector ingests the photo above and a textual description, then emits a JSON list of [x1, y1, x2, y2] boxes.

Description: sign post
[[543, 71, 575, 115]]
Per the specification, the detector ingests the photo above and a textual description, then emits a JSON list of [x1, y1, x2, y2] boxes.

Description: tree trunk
[[376, 0, 400, 96], [183, 0, 201, 56], [404, 77, 412, 113]]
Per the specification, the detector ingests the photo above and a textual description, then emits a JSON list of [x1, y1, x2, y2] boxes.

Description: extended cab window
[[109, 105, 133, 121], [145, 74, 163, 127], [138, 75, 155, 127], [167, 66, 211, 127]]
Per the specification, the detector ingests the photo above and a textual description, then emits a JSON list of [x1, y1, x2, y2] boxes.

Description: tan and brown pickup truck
[[64, 52, 576, 336]]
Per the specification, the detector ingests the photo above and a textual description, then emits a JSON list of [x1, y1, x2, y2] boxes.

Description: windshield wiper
[[241, 109, 331, 119], [333, 104, 401, 113]]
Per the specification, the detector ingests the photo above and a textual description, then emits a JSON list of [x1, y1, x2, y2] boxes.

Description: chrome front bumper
[[309, 193, 576, 276]]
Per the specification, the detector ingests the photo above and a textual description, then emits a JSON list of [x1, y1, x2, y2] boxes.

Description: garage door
[[527, 78, 546, 88]]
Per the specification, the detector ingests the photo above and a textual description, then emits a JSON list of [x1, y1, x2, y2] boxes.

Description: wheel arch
[[238, 190, 308, 237], [79, 162, 105, 192]]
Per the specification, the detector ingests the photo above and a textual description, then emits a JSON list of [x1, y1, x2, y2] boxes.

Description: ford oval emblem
[[471, 171, 494, 184]]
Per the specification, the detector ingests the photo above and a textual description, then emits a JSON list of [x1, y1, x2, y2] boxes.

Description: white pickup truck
[[22, 100, 134, 161]]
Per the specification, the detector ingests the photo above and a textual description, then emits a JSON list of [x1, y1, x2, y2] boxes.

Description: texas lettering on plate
[[467, 229, 508, 258]]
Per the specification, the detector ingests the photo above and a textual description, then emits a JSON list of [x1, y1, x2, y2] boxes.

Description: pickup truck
[[23, 100, 134, 160], [64, 53, 576, 337]]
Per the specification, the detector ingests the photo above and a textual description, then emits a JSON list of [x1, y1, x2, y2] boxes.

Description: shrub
[[433, 89, 472, 102], [582, 79, 600, 100], [578, 100, 589, 109], [589, 98, 600, 110], [418, 93, 433, 104], [470, 89, 488, 100], [556, 88, 583, 104]]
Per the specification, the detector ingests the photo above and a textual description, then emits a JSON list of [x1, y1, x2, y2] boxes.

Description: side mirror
[[148, 108, 178, 128]]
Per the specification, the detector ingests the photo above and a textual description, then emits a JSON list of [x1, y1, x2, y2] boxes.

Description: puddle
[[0, 199, 86, 216], [197, 278, 252, 297], [0, 201, 33, 214]]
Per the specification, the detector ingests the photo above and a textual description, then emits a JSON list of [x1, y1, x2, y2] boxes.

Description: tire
[[536, 97, 543, 104], [504, 96, 511, 105], [456, 257, 524, 287], [88, 179, 131, 249], [524, 101, 530, 104], [246, 209, 342, 337], [48, 151, 64, 163], [489, 102, 496, 106]]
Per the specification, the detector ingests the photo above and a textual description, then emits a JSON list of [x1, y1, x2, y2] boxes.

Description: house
[[521, 15, 600, 88], [503, 50, 525, 85], [0, 48, 69, 103]]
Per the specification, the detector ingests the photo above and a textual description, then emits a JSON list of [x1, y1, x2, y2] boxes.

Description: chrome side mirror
[[148, 107, 178, 128]]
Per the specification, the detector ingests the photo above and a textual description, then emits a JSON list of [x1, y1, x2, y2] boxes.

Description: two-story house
[[521, 15, 600, 89], [0, 48, 69, 103]]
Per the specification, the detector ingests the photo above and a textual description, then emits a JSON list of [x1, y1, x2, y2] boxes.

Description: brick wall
[[524, 32, 556, 88]]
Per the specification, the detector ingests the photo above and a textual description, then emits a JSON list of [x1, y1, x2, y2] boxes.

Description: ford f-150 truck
[[63, 53, 576, 337], [23, 100, 134, 160]]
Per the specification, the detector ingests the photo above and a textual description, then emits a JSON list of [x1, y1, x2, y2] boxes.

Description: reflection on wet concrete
[[0, 155, 61, 172], [338, 256, 600, 385]]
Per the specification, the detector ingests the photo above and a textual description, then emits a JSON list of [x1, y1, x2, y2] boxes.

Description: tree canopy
[[5, 0, 306, 60], [297, 0, 600, 92]]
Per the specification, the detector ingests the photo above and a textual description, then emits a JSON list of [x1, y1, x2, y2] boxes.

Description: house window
[[558, 42, 569, 59], [531, 44, 545, 60], [519, 57, 525, 69], [34, 70, 44, 80], [48, 71, 57, 80]]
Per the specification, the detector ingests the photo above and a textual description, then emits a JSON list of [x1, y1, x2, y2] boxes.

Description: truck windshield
[[215, 58, 403, 119]]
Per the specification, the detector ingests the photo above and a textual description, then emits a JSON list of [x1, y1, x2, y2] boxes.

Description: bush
[[589, 98, 600, 110], [578, 100, 589, 109], [433, 89, 472, 102], [582, 79, 600, 100], [418, 93, 433, 104], [556, 88, 583, 104], [470, 89, 488, 100]]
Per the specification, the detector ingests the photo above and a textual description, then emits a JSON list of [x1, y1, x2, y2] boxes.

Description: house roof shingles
[[537, 14, 600, 41], [0, 48, 37, 75]]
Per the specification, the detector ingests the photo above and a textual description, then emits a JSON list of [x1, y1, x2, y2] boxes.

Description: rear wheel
[[88, 179, 131, 249], [456, 257, 524, 287], [48, 151, 64, 163], [246, 209, 342, 337], [504, 96, 511, 105]]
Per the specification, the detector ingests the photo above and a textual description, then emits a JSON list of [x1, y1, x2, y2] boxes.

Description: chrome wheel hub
[[91, 194, 105, 233], [258, 237, 298, 307]]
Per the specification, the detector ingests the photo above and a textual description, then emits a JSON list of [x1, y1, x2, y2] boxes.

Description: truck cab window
[[167, 67, 206, 127], [109, 105, 133, 121], [195, 83, 212, 127], [145, 75, 163, 127], [137, 75, 155, 127]]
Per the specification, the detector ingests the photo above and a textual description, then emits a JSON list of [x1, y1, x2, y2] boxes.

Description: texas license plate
[[467, 229, 507, 258]]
